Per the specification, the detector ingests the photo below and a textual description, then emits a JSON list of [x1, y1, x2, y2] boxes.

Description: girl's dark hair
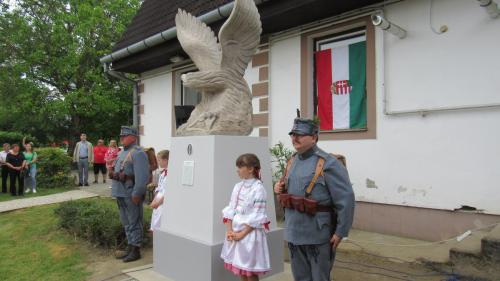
[[236, 153, 261, 180]]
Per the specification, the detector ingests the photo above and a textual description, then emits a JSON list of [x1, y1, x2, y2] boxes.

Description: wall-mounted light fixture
[[371, 13, 407, 39], [477, 0, 500, 18]]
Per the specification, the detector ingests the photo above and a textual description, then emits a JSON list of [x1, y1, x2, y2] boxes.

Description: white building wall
[[139, 70, 173, 152], [244, 61, 261, 137], [140, 62, 261, 148], [269, 36, 302, 147], [269, 0, 500, 214]]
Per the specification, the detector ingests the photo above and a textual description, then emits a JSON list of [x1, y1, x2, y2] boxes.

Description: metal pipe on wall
[[103, 64, 139, 136], [100, 0, 271, 64], [100, 0, 273, 132]]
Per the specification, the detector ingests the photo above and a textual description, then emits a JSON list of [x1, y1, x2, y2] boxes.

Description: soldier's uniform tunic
[[111, 143, 150, 247], [285, 144, 355, 281]]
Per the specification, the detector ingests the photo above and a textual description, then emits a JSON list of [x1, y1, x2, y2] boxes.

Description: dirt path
[[84, 246, 153, 281], [331, 249, 452, 281]]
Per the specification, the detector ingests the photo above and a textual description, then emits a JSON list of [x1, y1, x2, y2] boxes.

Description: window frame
[[300, 16, 376, 140], [171, 64, 199, 136]]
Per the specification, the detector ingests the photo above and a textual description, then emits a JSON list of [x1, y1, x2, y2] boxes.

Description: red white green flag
[[315, 38, 367, 131]]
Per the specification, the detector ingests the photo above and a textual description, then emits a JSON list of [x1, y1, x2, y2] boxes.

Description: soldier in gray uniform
[[274, 118, 355, 281], [112, 126, 150, 262]]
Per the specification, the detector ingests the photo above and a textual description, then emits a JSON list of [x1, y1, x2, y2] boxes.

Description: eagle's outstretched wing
[[175, 9, 222, 71], [218, 0, 262, 76]]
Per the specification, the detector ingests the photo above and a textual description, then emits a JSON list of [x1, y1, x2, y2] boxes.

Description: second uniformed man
[[112, 126, 150, 262], [274, 118, 355, 281]]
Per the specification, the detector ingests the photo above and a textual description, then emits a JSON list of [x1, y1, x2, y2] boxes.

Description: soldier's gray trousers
[[117, 197, 143, 247], [288, 242, 336, 281]]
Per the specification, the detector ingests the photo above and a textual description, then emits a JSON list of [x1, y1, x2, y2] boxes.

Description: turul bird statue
[[174, 0, 262, 136]]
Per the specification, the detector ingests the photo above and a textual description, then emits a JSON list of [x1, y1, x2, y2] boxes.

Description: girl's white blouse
[[222, 178, 269, 231]]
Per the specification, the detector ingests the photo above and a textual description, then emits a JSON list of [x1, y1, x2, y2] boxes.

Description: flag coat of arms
[[315, 36, 367, 131]]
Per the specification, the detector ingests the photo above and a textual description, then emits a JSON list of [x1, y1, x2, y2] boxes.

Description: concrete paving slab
[[0, 190, 98, 213], [449, 229, 489, 256], [339, 229, 454, 263], [484, 223, 500, 240], [123, 263, 293, 281]]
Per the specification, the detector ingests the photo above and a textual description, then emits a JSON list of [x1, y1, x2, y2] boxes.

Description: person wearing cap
[[274, 118, 355, 281], [73, 133, 94, 186], [112, 126, 150, 262]]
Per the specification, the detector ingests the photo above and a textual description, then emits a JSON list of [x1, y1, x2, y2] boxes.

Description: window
[[180, 73, 201, 106], [172, 67, 200, 129], [301, 17, 376, 140]]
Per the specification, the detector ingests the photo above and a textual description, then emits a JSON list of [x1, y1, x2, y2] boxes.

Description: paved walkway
[[78, 181, 113, 198], [0, 190, 98, 213]]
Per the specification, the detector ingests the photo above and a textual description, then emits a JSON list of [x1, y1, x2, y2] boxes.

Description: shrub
[[0, 131, 36, 146], [269, 142, 294, 221], [36, 147, 73, 188], [269, 142, 294, 184], [54, 199, 152, 249]]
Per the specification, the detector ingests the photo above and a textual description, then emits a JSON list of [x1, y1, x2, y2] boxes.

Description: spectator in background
[[23, 142, 38, 193], [0, 143, 10, 193], [93, 139, 108, 184], [73, 133, 94, 186], [104, 139, 121, 189], [149, 149, 169, 232], [6, 144, 26, 196]]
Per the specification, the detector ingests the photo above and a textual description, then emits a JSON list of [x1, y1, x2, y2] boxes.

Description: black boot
[[123, 246, 141, 263], [115, 246, 131, 259]]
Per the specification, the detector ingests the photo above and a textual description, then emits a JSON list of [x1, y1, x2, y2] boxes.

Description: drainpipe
[[103, 63, 139, 130]]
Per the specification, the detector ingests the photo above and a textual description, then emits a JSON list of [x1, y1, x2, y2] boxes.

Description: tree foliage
[[0, 0, 141, 145]]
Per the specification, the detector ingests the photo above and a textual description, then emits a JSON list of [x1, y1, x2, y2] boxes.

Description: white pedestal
[[154, 136, 284, 281]]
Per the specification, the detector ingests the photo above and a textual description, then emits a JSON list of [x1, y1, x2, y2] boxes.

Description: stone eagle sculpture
[[174, 0, 262, 136]]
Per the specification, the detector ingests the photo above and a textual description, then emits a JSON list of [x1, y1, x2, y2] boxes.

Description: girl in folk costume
[[150, 150, 169, 232], [221, 153, 271, 281]]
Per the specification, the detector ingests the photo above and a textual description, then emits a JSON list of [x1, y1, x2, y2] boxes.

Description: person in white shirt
[[0, 143, 10, 194], [149, 150, 169, 232]]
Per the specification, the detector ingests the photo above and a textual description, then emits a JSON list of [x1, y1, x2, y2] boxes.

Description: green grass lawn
[[0, 186, 75, 202], [0, 204, 90, 281], [0, 198, 153, 281]]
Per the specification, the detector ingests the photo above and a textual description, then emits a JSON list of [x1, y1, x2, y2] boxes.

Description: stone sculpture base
[[154, 136, 284, 281]]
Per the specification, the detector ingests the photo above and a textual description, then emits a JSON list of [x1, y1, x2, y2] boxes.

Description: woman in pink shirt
[[104, 140, 121, 188]]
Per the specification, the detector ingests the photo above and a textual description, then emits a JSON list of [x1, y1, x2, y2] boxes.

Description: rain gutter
[[100, 0, 271, 130], [100, 0, 271, 64]]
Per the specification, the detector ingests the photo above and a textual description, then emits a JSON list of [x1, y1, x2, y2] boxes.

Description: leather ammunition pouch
[[109, 148, 137, 183], [110, 171, 135, 184], [278, 193, 292, 209], [304, 197, 318, 216], [290, 195, 305, 213], [280, 193, 333, 216], [277, 154, 335, 216]]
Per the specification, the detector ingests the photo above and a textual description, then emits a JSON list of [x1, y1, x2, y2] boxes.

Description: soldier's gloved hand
[[132, 195, 141, 205], [274, 179, 285, 194]]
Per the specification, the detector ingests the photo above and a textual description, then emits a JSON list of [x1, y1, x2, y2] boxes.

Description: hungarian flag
[[315, 40, 367, 131]]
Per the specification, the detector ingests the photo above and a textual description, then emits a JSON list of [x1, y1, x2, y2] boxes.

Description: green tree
[[0, 0, 141, 145]]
